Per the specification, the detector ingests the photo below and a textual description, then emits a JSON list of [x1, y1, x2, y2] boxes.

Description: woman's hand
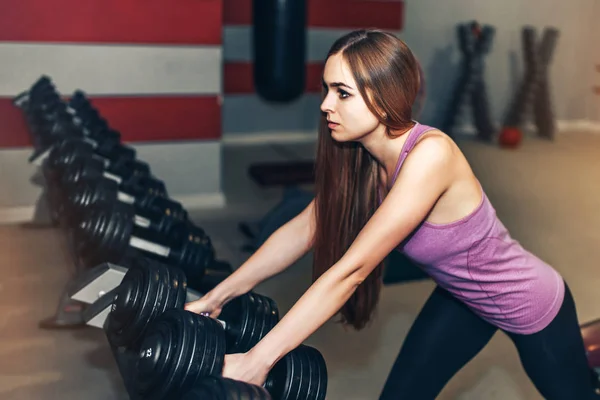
[[221, 352, 271, 387], [184, 295, 224, 319]]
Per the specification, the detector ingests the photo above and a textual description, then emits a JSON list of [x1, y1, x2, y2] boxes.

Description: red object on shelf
[[498, 126, 523, 149]]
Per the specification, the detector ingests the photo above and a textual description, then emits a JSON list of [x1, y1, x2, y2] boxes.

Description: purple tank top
[[386, 122, 565, 334]]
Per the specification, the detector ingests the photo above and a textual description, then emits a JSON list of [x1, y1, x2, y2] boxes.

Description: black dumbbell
[[76, 204, 214, 287], [46, 134, 130, 175], [68, 90, 110, 132], [44, 137, 147, 203], [13, 75, 57, 109], [45, 157, 165, 226], [65, 191, 209, 258], [136, 308, 327, 400], [60, 156, 167, 198], [64, 178, 185, 228], [29, 108, 81, 155], [107, 261, 276, 353], [180, 376, 271, 400]]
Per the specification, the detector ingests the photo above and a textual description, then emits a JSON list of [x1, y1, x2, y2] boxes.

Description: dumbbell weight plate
[[107, 265, 153, 346], [309, 345, 327, 400], [177, 309, 222, 396], [173, 267, 188, 309], [298, 345, 327, 400], [264, 344, 328, 400], [237, 294, 263, 355], [218, 294, 250, 353], [135, 309, 226, 399], [296, 343, 318, 400], [219, 292, 279, 355], [180, 376, 272, 400], [176, 310, 209, 395], [246, 294, 272, 355], [136, 307, 192, 400], [107, 263, 172, 348]]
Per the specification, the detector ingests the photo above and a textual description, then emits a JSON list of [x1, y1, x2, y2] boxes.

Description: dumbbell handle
[[184, 290, 229, 331], [129, 232, 172, 258]]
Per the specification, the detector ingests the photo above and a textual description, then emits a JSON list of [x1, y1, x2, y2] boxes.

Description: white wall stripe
[[222, 94, 322, 134], [0, 43, 222, 96], [0, 141, 224, 210], [223, 27, 402, 62]]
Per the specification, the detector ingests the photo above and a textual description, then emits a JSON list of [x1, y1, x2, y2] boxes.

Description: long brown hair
[[312, 30, 421, 330]]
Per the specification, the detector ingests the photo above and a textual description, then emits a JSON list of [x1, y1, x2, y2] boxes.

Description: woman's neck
[[360, 123, 414, 184]]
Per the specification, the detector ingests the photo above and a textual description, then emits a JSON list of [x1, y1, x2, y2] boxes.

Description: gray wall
[[405, 0, 599, 127], [222, 0, 600, 138]]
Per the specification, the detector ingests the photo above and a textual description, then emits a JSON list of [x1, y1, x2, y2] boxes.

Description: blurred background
[[0, 0, 599, 399]]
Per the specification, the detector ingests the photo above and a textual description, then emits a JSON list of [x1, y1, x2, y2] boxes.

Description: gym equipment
[[44, 156, 167, 227], [64, 262, 308, 400], [59, 156, 163, 194], [503, 26, 560, 140], [442, 21, 496, 141], [46, 136, 140, 177], [136, 308, 327, 400], [253, 0, 307, 103], [68, 90, 111, 134], [64, 178, 186, 228], [13, 75, 56, 109], [180, 376, 271, 399], [107, 261, 277, 353], [76, 205, 215, 288]]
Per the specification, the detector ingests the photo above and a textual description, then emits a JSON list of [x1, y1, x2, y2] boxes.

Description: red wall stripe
[[224, 0, 404, 30], [224, 62, 324, 94], [0, 0, 222, 44], [0, 96, 221, 148]]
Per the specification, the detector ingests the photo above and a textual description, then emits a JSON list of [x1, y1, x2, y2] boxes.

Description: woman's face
[[320, 53, 383, 143]]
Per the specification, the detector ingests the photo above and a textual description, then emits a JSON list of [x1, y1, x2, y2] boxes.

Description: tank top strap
[[389, 122, 438, 185]]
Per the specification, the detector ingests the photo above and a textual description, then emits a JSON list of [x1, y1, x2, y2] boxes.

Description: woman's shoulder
[[411, 127, 455, 157]]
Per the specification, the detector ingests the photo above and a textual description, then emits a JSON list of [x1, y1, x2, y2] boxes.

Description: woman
[[185, 29, 597, 399]]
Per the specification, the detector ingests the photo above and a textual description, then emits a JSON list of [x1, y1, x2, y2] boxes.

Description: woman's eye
[[338, 90, 350, 99]]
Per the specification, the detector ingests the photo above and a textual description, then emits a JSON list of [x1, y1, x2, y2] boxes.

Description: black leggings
[[379, 282, 599, 399]]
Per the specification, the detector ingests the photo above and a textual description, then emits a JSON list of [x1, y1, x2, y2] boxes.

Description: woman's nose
[[320, 95, 334, 113]]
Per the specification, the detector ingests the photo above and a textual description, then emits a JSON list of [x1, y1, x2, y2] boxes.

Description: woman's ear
[[364, 88, 388, 121]]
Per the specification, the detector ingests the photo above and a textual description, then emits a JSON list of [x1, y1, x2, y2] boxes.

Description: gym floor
[[1, 130, 599, 399]]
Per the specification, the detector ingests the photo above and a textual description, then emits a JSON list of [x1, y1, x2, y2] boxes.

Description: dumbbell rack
[[14, 76, 329, 400], [67, 262, 154, 399], [68, 261, 209, 400]]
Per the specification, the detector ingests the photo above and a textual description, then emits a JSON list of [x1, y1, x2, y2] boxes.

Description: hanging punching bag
[[253, 0, 307, 103]]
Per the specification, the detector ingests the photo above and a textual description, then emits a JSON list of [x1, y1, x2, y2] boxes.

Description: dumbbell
[[45, 136, 145, 184], [180, 376, 271, 399], [136, 308, 328, 400], [107, 261, 277, 354], [64, 177, 185, 229], [29, 107, 81, 155], [76, 203, 214, 287], [65, 190, 211, 260], [44, 157, 166, 226], [68, 90, 110, 131], [13, 75, 58, 109], [60, 156, 165, 197]]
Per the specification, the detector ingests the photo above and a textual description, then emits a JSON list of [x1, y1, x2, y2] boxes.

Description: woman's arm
[[244, 136, 455, 373], [202, 199, 316, 306]]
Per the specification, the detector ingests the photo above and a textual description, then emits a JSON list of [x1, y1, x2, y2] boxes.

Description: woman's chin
[[330, 129, 349, 143], [331, 129, 363, 144]]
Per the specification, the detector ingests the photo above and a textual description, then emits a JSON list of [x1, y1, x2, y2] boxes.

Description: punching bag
[[253, 0, 307, 103]]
